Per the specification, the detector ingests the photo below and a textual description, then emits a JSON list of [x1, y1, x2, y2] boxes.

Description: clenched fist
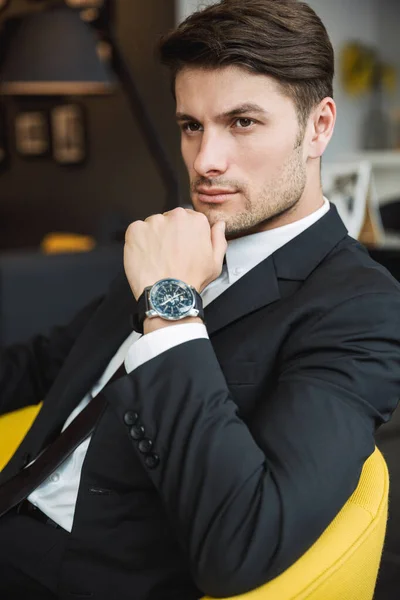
[[124, 207, 227, 300]]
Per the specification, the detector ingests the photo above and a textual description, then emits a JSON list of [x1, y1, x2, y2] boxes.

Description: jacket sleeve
[[111, 291, 400, 597], [0, 296, 103, 416]]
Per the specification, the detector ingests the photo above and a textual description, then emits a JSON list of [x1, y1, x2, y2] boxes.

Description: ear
[[307, 98, 336, 159]]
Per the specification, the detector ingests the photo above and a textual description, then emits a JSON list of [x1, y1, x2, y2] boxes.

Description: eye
[[181, 121, 203, 133], [235, 118, 255, 129]]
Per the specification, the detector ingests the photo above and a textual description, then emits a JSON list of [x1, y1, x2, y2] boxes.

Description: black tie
[[0, 363, 126, 520]]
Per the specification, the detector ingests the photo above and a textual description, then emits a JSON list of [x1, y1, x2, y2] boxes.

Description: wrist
[[143, 316, 203, 335]]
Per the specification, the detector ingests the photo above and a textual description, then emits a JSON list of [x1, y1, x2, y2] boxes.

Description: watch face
[[150, 279, 195, 320]]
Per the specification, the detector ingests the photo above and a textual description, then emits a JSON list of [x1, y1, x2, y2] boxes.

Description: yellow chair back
[[0, 403, 42, 471], [204, 447, 388, 600]]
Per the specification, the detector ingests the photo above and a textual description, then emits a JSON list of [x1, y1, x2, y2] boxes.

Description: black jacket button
[[123, 411, 139, 426], [145, 453, 160, 469], [138, 438, 153, 454], [130, 424, 145, 440]]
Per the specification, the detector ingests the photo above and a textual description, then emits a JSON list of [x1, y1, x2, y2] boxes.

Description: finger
[[210, 221, 227, 268]]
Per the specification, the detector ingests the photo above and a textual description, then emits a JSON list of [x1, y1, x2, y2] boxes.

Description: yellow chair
[[0, 406, 388, 600], [0, 403, 42, 471]]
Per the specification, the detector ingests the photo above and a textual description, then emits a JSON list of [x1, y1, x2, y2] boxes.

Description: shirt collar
[[225, 197, 330, 284]]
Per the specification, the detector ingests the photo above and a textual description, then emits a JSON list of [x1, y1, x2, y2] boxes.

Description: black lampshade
[[0, 6, 116, 95]]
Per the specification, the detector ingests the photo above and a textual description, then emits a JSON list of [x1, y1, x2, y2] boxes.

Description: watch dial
[[150, 279, 195, 320]]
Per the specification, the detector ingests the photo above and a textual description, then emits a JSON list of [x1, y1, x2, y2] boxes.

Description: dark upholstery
[[380, 200, 400, 235], [0, 245, 123, 347], [369, 247, 400, 600], [375, 408, 400, 600]]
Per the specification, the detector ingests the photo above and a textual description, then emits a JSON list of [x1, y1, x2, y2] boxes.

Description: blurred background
[[0, 1, 399, 596]]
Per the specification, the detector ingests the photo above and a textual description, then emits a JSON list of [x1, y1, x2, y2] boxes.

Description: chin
[[191, 201, 219, 221]]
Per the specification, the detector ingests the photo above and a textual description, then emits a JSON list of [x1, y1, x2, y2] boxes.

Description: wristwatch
[[132, 278, 204, 334]]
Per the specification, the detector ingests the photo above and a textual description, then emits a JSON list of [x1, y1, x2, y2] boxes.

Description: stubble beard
[[195, 144, 307, 239]]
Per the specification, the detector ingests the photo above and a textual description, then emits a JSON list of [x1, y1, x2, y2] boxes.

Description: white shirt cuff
[[125, 323, 209, 373]]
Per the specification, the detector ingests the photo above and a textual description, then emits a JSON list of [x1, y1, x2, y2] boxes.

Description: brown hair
[[158, 0, 334, 130]]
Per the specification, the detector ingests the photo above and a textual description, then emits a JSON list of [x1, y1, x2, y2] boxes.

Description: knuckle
[[170, 207, 186, 217], [145, 213, 162, 223], [125, 221, 143, 239]]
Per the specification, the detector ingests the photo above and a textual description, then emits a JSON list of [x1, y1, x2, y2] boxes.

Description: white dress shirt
[[28, 198, 330, 531]]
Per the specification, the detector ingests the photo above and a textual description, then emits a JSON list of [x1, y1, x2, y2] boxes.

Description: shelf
[[344, 151, 400, 168]]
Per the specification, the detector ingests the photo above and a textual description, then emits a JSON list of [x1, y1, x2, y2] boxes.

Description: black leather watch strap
[[131, 288, 150, 334], [192, 288, 205, 320], [132, 285, 204, 334]]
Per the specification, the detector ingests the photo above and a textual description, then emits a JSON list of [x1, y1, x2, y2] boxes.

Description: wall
[[306, 0, 379, 161], [176, 0, 388, 162], [176, 0, 215, 22], [0, 0, 179, 249], [376, 0, 400, 112]]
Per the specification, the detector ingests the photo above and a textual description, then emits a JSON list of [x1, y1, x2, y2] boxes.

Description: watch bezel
[[148, 278, 196, 321]]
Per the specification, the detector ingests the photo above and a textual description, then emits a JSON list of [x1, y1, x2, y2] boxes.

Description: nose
[[193, 131, 228, 178]]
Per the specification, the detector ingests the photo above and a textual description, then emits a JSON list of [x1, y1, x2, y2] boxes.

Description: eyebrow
[[176, 103, 269, 123]]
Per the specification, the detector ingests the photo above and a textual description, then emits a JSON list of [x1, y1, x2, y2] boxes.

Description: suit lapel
[[273, 203, 348, 280], [206, 256, 280, 335]]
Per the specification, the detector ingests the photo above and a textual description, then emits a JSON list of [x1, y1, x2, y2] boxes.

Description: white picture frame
[[322, 161, 379, 241], [323, 160, 400, 249]]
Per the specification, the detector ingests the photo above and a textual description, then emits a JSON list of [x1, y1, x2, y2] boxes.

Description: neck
[[227, 191, 325, 241]]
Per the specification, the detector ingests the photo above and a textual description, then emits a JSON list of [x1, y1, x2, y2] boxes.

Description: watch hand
[[159, 294, 182, 306]]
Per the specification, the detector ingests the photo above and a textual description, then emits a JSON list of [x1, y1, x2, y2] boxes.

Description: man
[[1, 1, 400, 598]]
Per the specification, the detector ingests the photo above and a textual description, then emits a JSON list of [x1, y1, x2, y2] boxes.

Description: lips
[[196, 188, 236, 196], [196, 188, 237, 204]]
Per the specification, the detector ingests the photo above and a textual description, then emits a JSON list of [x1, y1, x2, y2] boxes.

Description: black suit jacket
[[1, 205, 400, 600]]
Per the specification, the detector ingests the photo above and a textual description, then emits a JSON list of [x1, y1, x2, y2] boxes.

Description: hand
[[124, 207, 227, 300]]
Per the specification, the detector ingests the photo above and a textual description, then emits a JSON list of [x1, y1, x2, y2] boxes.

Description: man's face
[[175, 66, 310, 238]]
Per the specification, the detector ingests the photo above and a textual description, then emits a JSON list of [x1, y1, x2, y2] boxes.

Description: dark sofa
[[368, 248, 400, 600], [0, 244, 123, 347]]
